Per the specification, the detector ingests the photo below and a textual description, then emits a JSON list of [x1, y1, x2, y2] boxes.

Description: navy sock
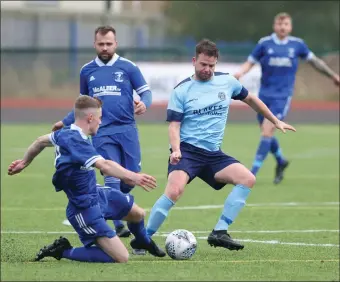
[[62, 246, 114, 263], [270, 137, 286, 165], [127, 219, 151, 245], [104, 177, 124, 229], [251, 136, 272, 175]]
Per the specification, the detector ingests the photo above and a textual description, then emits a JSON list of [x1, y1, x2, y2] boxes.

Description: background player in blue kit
[[52, 26, 152, 236], [8, 96, 165, 263], [234, 12, 340, 184], [145, 39, 296, 251]]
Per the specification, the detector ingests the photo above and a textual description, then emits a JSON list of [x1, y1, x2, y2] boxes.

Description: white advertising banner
[[135, 62, 262, 104]]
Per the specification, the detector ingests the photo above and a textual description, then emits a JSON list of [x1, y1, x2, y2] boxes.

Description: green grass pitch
[[1, 123, 339, 281]]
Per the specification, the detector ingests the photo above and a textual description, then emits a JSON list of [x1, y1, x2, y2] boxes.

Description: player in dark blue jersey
[[8, 96, 165, 263], [52, 26, 152, 237], [235, 12, 339, 184]]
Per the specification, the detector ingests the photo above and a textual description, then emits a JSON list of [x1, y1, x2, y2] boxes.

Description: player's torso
[[83, 62, 135, 128], [259, 40, 300, 95], [86, 66, 133, 99], [180, 77, 233, 150], [53, 131, 98, 206]]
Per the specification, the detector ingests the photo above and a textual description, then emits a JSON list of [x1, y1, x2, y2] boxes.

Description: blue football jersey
[[49, 124, 104, 208], [167, 72, 248, 151], [248, 33, 314, 98], [63, 54, 150, 136]]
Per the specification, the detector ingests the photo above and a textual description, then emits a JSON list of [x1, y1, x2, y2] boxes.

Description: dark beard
[[98, 54, 113, 64], [196, 71, 211, 81]]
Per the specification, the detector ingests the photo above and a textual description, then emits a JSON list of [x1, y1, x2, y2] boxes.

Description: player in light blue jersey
[[145, 39, 296, 251], [52, 26, 152, 237], [235, 13, 339, 184], [8, 96, 165, 263]]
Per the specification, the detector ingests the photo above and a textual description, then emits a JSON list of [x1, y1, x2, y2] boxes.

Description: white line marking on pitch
[[1, 230, 338, 248], [1, 202, 339, 211], [129, 259, 340, 264]]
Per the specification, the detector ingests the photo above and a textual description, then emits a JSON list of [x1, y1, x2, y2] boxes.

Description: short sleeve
[[69, 137, 104, 168], [231, 78, 249, 101], [166, 89, 184, 122], [248, 42, 264, 63], [298, 40, 314, 61]]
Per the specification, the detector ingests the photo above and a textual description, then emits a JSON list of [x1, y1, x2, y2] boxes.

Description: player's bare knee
[[125, 205, 145, 223], [115, 252, 129, 263], [239, 173, 256, 188], [166, 183, 184, 202]]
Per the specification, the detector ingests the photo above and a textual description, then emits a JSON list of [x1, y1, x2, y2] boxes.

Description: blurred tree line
[[164, 1, 339, 52]]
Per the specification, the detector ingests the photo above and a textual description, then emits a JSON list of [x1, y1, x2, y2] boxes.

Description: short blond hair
[[274, 12, 292, 22], [74, 96, 102, 119]]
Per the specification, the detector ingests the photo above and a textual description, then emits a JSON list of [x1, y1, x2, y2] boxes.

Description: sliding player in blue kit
[[52, 26, 152, 237], [145, 39, 296, 251], [234, 13, 339, 184], [8, 96, 165, 263]]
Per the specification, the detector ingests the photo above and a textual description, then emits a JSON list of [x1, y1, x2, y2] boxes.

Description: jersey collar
[[95, 53, 120, 67], [70, 124, 88, 140], [271, 33, 289, 45]]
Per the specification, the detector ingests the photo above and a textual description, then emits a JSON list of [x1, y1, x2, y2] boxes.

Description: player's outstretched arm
[[308, 56, 340, 86], [242, 94, 296, 133], [95, 159, 157, 192], [234, 61, 255, 80], [8, 134, 53, 175]]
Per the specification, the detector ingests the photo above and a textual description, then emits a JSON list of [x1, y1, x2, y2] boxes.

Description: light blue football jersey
[[167, 72, 248, 151], [248, 33, 314, 98]]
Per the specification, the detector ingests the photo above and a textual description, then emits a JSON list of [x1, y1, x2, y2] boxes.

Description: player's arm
[[299, 41, 339, 86], [307, 56, 339, 85], [166, 88, 184, 164], [234, 41, 263, 80], [129, 64, 152, 115], [242, 94, 296, 133], [94, 159, 156, 191], [52, 71, 89, 131], [8, 134, 53, 175]]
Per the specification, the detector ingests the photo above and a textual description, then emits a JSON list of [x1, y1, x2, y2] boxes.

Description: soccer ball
[[165, 229, 197, 260]]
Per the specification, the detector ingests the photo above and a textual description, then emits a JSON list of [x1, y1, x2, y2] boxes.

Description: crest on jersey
[[218, 92, 226, 101], [114, 71, 124, 82], [268, 48, 274, 54], [288, 48, 295, 58]]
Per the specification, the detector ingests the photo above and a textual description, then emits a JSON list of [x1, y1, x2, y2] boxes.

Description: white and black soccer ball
[[165, 229, 197, 260]]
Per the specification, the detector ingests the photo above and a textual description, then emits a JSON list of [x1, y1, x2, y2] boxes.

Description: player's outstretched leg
[[123, 204, 166, 257], [35, 236, 73, 261], [146, 171, 188, 237], [35, 236, 131, 263], [250, 136, 272, 176], [208, 163, 256, 251], [103, 179, 131, 238], [270, 137, 289, 184]]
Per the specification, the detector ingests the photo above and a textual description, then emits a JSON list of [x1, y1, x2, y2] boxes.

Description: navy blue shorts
[[66, 185, 134, 247], [97, 185, 134, 220], [257, 95, 292, 124], [168, 142, 240, 190], [92, 127, 141, 193]]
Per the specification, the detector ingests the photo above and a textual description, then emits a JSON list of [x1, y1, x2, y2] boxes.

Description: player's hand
[[8, 159, 28, 175], [274, 120, 296, 133], [332, 74, 340, 87], [170, 150, 182, 165], [133, 173, 157, 192], [52, 121, 64, 132], [134, 101, 147, 115]]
